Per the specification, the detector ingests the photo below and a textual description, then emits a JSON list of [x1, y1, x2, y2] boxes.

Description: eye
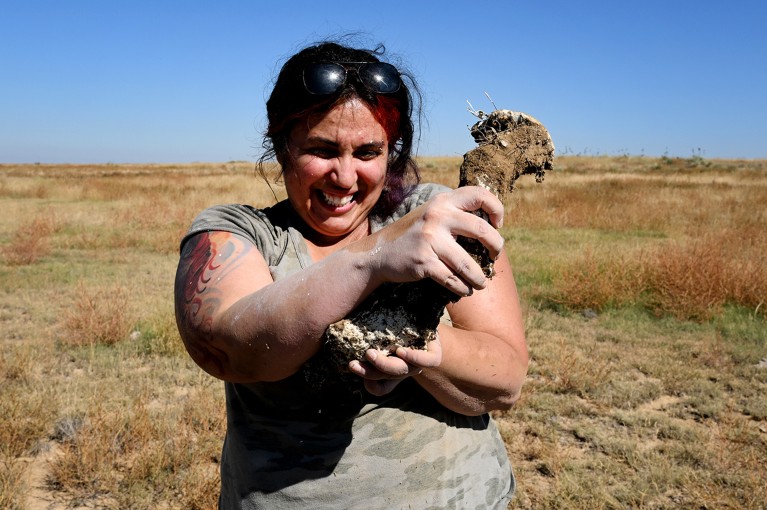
[[355, 147, 384, 160], [306, 147, 336, 158]]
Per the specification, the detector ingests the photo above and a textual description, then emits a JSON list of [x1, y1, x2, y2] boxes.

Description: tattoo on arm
[[174, 232, 250, 376]]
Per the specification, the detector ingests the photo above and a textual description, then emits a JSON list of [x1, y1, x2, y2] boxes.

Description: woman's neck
[[301, 219, 371, 262]]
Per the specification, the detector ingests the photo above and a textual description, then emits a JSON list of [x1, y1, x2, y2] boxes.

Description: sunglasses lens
[[359, 62, 401, 94], [303, 62, 401, 95], [303, 63, 346, 95]]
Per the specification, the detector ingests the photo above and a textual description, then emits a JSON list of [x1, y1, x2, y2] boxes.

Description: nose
[[329, 155, 357, 189]]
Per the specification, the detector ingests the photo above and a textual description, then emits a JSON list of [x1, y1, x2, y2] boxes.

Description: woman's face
[[284, 98, 389, 244]]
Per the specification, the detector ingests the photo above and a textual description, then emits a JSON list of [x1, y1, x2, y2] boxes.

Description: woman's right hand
[[367, 186, 505, 297]]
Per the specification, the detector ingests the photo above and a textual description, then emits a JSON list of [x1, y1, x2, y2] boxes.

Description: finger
[[448, 212, 505, 258], [432, 269, 474, 297], [348, 360, 386, 379], [395, 341, 442, 368], [429, 231, 500, 292], [349, 361, 408, 396], [433, 245, 487, 292], [364, 349, 411, 377], [451, 187, 505, 229], [364, 378, 404, 396], [348, 356, 409, 380]]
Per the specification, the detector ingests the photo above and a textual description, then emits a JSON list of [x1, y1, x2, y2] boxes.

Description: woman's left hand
[[348, 338, 442, 396]]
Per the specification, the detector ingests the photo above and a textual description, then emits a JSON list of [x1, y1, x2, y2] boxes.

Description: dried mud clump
[[303, 110, 554, 390]]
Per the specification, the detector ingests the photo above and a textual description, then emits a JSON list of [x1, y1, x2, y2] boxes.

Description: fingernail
[[366, 349, 377, 361]]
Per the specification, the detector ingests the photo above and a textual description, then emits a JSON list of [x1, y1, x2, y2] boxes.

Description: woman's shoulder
[[405, 182, 452, 206], [180, 201, 293, 253], [184, 203, 263, 239]]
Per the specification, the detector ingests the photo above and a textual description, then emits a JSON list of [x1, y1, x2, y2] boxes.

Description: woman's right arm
[[174, 230, 381, 383], [175, 186, 504, 385]]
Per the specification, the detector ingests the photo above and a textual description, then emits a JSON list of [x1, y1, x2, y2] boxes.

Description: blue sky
[[1, 0, 765, 163]]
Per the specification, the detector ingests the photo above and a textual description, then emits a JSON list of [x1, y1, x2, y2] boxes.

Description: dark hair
[[257, 41, 422, 218]]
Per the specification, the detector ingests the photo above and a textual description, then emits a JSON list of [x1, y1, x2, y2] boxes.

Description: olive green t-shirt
[[182, 183, 515, 509]]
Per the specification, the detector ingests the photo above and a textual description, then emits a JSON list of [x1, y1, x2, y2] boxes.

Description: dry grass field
[[1, 155, 765, 509]]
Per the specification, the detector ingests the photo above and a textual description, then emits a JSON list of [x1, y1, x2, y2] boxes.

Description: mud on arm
[[174, 231, 382, 383]]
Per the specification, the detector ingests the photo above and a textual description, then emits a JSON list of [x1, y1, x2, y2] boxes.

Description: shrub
[[1, 214, 58, 265], [62, 283, 134, 346], [645, 230, 767, 321], [552, 249, 646, 312], [0, 457, 26, 510], [644, 238, 728, 321], [551, 229, 766, 322]]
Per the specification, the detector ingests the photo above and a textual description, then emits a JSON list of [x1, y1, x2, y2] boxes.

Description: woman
[[174, 41, 528, 509]]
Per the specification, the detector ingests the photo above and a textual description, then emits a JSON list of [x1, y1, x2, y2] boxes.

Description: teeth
[[321, 192, 353, 207]]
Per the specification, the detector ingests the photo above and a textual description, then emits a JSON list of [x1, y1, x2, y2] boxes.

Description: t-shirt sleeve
[[179, 204, 282, 263], [403, 182, 452, 208]]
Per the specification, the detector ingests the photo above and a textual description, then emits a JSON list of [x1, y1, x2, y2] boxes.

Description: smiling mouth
[[320, 191, 354, 207]]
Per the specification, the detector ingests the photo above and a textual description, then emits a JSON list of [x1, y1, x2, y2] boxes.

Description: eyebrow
[[306, 137, 386, 150], [305, 136, 338, 146], [359, 140, 386, 151]]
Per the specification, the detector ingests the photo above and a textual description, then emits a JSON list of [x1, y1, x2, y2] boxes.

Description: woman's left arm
[[351, 250, 529, 416], [413, 251, 528, 415]]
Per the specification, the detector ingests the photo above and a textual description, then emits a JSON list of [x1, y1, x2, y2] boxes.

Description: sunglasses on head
[[303, 61, 402, 95]]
